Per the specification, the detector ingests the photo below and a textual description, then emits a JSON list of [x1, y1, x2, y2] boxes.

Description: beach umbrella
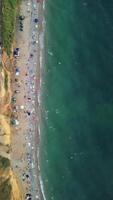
[[28, 142, 31, 146], [20, 105, 24, 109], [27, 8, 30, 12], [15, 119, 19, 125], [16, 71, 19, 76], [35, 25, 38, 28]]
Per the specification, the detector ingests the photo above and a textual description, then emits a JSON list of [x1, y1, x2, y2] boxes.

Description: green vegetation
[[0, 156, 10, 169], [0, 63, 2, 69], [4, 71, 8, 90], [0, 178, 11, 200], [0, 157, 11, 200], [2, 0, 22, 55]]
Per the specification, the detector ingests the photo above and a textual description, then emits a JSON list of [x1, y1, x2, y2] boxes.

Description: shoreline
[[37, 6, 46, 200]]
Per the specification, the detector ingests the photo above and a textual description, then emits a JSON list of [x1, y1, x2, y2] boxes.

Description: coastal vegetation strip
[[2, 0, 22, 55], [0, 0, 2, 43], [0, 1, 23, 199]]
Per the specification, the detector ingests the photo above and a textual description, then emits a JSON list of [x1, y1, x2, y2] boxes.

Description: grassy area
[[0, 156, 10, 169], [4, 71, 8, 90], [0, 178, 11, 200], [2, 0, 22, 55]]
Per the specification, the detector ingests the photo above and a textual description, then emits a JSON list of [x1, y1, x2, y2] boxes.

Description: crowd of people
[[11, 0, 43, 199]]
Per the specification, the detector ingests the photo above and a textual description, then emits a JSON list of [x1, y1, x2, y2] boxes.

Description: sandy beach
[[10, 0, 44, 199]]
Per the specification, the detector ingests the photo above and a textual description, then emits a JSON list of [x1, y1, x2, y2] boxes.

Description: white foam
[[38, 92, 41, 105], [40, 55, 43, 68], [48, 50, 53, 56], [43, 0, 46, 10], [38, 125, 41, 136], [58, 62, 61, 65], [39, 175, 47, 200]]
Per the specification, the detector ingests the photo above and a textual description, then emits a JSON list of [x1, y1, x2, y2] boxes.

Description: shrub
[[0, 156, 10, 169]]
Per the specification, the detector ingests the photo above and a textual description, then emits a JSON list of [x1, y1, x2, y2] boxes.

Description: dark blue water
[[40, 1, 113, 200]]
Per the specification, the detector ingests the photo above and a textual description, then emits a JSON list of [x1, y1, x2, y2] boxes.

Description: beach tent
[[15, 105, 19, 109], [15, 68, 20, 76], [11, 97, 16, 103], [19, 15, 25, 20], [13, 48, 20, 57], [34, 18, 39, 23], [16, 68, 19, 72]]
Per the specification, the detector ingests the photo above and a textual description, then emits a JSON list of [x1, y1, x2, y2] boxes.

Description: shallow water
[[40, 1, 113, 200]]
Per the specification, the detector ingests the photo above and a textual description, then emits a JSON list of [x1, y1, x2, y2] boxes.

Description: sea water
[[40, 1, 113, 200]]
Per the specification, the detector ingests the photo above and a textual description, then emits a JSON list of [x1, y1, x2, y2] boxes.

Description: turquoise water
[[40, 1, 113, 200]]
